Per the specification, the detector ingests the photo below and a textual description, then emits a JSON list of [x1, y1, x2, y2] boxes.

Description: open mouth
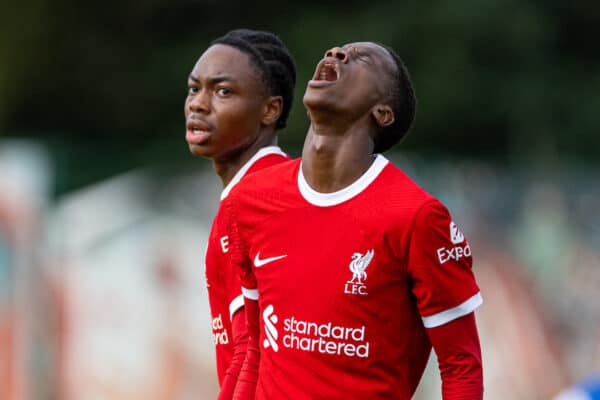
[[313, 60, 339, 82], [186, 118, 212, 145], [187, 119, 211, 133]]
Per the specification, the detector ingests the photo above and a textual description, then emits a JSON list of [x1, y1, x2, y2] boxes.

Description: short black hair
[[373, 44, 417, 153], [211, 29, 297, 130]]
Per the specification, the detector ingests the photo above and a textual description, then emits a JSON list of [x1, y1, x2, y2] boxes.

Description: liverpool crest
[[344, 250, 374, 296]]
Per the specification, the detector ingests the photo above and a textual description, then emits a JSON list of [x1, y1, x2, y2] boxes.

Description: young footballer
[[184, 29, 295, 399], [227, 42, 483, 399]]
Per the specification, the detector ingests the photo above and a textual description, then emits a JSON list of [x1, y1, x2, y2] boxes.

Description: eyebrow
[[342, 45, 374, 60], [352, 48, 375, 65], [356, 50, 374, 59], [188, 74, 237, 84]]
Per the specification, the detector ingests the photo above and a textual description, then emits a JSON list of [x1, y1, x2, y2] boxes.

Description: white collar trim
[[221, 146, 286, 200], [297, 154, 388, 207]]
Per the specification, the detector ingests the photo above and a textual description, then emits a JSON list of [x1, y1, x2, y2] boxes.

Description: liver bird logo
[[449, 221, 465, 244], [349, 250, 374, 284]]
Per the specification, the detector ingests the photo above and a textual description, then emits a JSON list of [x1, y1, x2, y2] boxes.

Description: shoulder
[[234, 158, 299, 196], [375, 159, 439, 217], [225, 159, 300, 240], [247, 152, 291, 174], [227, 158, 300, 214]]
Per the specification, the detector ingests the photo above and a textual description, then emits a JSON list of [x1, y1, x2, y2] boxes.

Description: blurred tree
[[1, 0, 599, 194]]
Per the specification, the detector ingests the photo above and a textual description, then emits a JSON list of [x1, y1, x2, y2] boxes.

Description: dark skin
[[301, 42, 396, 193], [184, 44, 283, 187]]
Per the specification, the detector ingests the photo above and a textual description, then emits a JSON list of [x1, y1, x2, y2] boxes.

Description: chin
[[303, 90, 338, 113], [188, 143, 213, 159]]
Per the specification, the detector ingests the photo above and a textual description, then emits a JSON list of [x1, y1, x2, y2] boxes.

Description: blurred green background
[[2, 1, 599, 195], [1, 2, 600, 399]]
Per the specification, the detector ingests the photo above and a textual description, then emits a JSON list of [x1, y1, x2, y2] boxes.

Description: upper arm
[[406, 199, 482, 328]]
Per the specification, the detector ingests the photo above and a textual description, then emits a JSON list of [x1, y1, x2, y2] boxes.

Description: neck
[[301, 115, 375, 193], [213, 131, 277, 188]]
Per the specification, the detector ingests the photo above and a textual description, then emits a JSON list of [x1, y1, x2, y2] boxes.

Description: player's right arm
[[217, 307, 249, 400], [232, 295, 260, 400], [225, 199, 260, 400]]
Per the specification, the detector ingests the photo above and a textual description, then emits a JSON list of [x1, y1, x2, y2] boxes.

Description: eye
[[216, 86, 232, 96], [353, 49, 372, 64], [188, 85, 198, 94]]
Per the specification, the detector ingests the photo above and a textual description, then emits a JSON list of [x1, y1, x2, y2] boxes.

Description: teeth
[[318, 63, 333, 81]]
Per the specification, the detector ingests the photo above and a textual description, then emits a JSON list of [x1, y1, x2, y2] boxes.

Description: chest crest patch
[[344, 249, 374, 296]]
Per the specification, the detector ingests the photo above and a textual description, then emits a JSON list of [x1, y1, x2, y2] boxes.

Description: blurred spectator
[[554, 372, 600, 400], [512, 182, 574, 288], [0, 200, 18, 400]]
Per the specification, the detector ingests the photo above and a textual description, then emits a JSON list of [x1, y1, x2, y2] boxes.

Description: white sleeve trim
[[241, 287, 259, 300], [422, 292, 483, 328], [229, 294, 245, 319]]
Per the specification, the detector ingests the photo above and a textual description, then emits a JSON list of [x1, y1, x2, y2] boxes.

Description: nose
[[325, 47, 348, 63], [187, 89, 210, 114]]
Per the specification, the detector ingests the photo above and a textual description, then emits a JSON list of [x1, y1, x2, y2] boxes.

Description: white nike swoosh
[[254, 252, 287, 267]]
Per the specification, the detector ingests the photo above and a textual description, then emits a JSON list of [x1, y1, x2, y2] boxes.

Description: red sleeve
[[407, 200, 482, 328], [232, 297, 261, 400], [216, 199, 246, 312], [217, 309, 249, 400], [225, 196, 256, 292], [225, 195, 260, 400], [427, 312, 483, 399]]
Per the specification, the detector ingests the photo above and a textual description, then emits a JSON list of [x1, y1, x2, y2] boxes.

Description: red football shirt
[[205, 146, 289, 384], [227, 155, 482, 399]]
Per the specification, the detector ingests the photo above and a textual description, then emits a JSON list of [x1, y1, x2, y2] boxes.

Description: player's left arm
[[407, 199, 483, 399]]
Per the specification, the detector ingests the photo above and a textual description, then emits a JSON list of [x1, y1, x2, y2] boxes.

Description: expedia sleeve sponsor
[[406, 199, 481, 325], [437, 241, 472, 265], [436, 220, 471, 264]]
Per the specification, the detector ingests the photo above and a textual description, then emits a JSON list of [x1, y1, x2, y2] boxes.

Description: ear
[[371, 104, 394, 128], [261, 96, 283, 127]]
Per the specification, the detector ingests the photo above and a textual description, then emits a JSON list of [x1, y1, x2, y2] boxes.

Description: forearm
[[427, 312, 483, 399], [218, 310, 249, 400], [232, 298, 260, 400]]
